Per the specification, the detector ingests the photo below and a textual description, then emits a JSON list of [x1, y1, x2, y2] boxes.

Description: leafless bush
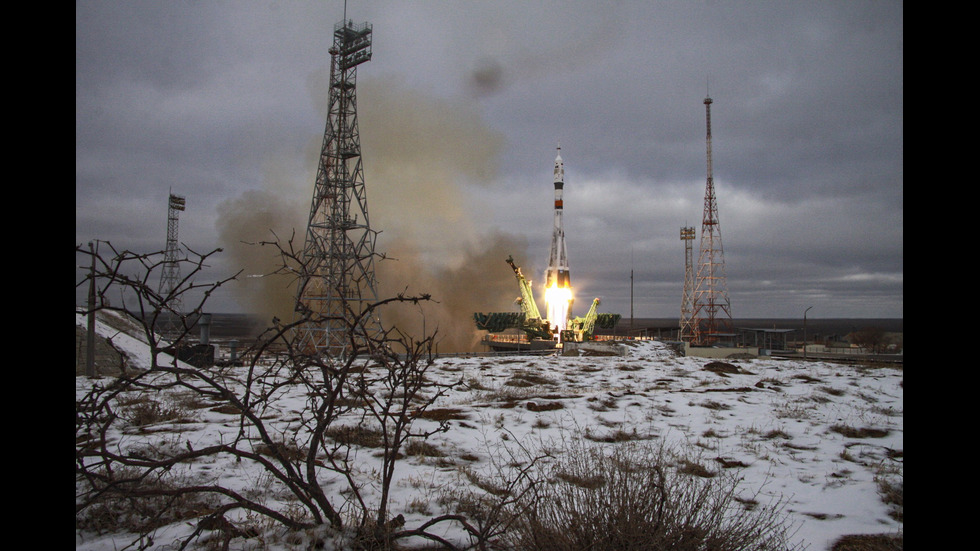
[[491, 439, 801, 551], [75, 240, 479, 550]]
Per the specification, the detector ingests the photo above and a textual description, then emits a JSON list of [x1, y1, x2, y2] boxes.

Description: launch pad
[[473, 254, 621, 353], [473, 148, 621, 353]]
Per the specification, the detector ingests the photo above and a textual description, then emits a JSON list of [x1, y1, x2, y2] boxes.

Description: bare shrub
[[75, 240, 474, 550], [831, 533, 903, 550], [486, 440, 802, 551], [118, 396, 189, 427]]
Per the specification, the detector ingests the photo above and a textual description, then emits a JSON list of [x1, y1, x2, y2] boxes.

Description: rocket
[[545, 145, 571, 291]]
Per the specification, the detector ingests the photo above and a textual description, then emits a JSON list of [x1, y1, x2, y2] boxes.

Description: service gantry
[[294, 19, 381, 359], [691, 96, 734, 345]]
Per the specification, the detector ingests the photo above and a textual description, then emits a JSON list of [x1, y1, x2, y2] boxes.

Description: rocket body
[[545, 146, 572, 332], [546, 147, 570, 289]]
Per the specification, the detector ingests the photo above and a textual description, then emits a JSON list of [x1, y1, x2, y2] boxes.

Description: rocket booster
[[546, 146, 570, 289]]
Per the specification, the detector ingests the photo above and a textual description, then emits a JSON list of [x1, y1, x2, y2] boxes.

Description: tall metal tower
[[679, 226, 696, 341], [692, 95, 733, 345], [294, 18, 380, 359], [158, 192, 186, 339]]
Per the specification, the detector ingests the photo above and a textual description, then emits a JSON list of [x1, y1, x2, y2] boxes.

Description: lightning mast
[[679, 226, 696, 341], [158, 192, 185, 340], [294, 18, 380, 359], [691, 95, 733, 345]]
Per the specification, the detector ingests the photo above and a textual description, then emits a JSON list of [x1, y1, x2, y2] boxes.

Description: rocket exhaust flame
[[545, 282, 572, 333]]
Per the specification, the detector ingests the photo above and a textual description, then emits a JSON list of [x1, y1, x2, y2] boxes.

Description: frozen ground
[[76, 311, 903, 550]]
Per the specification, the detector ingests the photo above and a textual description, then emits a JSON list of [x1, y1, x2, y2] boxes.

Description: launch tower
[[294, 18, 380, 359], [679, 226, 696, 341], [691, 96, 734, 345], [158, 192, 186, 340], [545, 146, 572, 334]]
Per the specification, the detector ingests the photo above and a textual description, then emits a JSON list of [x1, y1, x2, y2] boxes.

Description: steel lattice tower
[[294, 19, 380, 359], [158, 192, 186, 339], [692, 96, 733, 345], [679, 226, 696, 342]]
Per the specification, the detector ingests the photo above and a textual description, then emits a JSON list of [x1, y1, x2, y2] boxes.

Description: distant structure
[[691, 95, 734, 345], [679, 226, 696, 341], [158, 192, 186, 340], [294, 18, 381, 359], [544, 145, 572, 334]]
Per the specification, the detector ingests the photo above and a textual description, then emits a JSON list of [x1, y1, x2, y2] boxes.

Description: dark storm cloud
[[76, 1, 902, 321]]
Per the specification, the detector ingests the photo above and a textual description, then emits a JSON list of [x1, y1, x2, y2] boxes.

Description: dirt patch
[[714, 457, 751, 469], [830, 425, 890, 439], [526, 401, 564, 412], [414, 408, 469, 421], [703, 361, 754, 377]]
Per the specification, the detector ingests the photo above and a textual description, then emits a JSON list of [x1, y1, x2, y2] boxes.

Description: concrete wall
[[683, 343, 760, 359], [562, 341, 628, 356]]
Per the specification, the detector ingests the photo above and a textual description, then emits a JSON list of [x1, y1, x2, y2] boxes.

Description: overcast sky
[[76, 0, 903, 323]]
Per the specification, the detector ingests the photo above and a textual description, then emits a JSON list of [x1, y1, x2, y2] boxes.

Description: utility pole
[[86, 241, 96, 377], [803, 305, 813, 359], [630, 248, 634, 334]]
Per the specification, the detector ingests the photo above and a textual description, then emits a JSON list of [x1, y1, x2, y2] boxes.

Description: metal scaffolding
[[293, 19, 381, 359]]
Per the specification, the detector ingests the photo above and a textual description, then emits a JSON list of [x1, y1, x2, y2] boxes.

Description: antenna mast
[[691, 95, 733, 345]]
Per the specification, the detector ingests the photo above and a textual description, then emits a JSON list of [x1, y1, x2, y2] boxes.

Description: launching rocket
[[545, 146, 572, 332], [546, 146, 570, 289]]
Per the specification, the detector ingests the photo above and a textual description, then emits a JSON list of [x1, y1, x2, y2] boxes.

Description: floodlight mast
[[158, 192, 186, 341], [293, 19, 381, 360], [679, 226, 696, 341]]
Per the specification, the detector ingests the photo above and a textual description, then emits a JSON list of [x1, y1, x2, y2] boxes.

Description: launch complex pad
[[474, 148, 623, 353]]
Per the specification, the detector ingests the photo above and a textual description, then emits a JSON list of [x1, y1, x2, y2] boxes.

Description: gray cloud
[[76, 0, 902, 325]]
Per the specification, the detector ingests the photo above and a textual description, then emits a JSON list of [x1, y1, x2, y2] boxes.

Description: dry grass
[[75, 466, 221, 535], [491, 440, 802, 551], [414, 407, 469, 421], [830, 533, 903, 550], [323, 424, 385, 448], [830, 424, 890, 439], [526, 400, 564, 412], [876, 476, 903, 522], [404, 439, 445, 458], [118, 395, 194, 427]]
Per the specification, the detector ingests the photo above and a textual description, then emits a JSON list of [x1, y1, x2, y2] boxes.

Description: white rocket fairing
[[545, 146, 572, 332]]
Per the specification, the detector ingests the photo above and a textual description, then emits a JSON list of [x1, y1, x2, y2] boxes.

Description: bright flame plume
[[545, 284, 572, 334]]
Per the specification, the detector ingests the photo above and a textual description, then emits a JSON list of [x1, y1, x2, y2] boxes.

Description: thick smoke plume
[[216, 76, 528, 352], [214, 189, 306, 324]]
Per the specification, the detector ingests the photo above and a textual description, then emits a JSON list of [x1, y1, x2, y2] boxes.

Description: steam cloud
[[216, 76, 529, 352]]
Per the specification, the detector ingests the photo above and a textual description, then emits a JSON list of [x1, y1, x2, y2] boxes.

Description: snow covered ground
[[76, 312, 903, 550]]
